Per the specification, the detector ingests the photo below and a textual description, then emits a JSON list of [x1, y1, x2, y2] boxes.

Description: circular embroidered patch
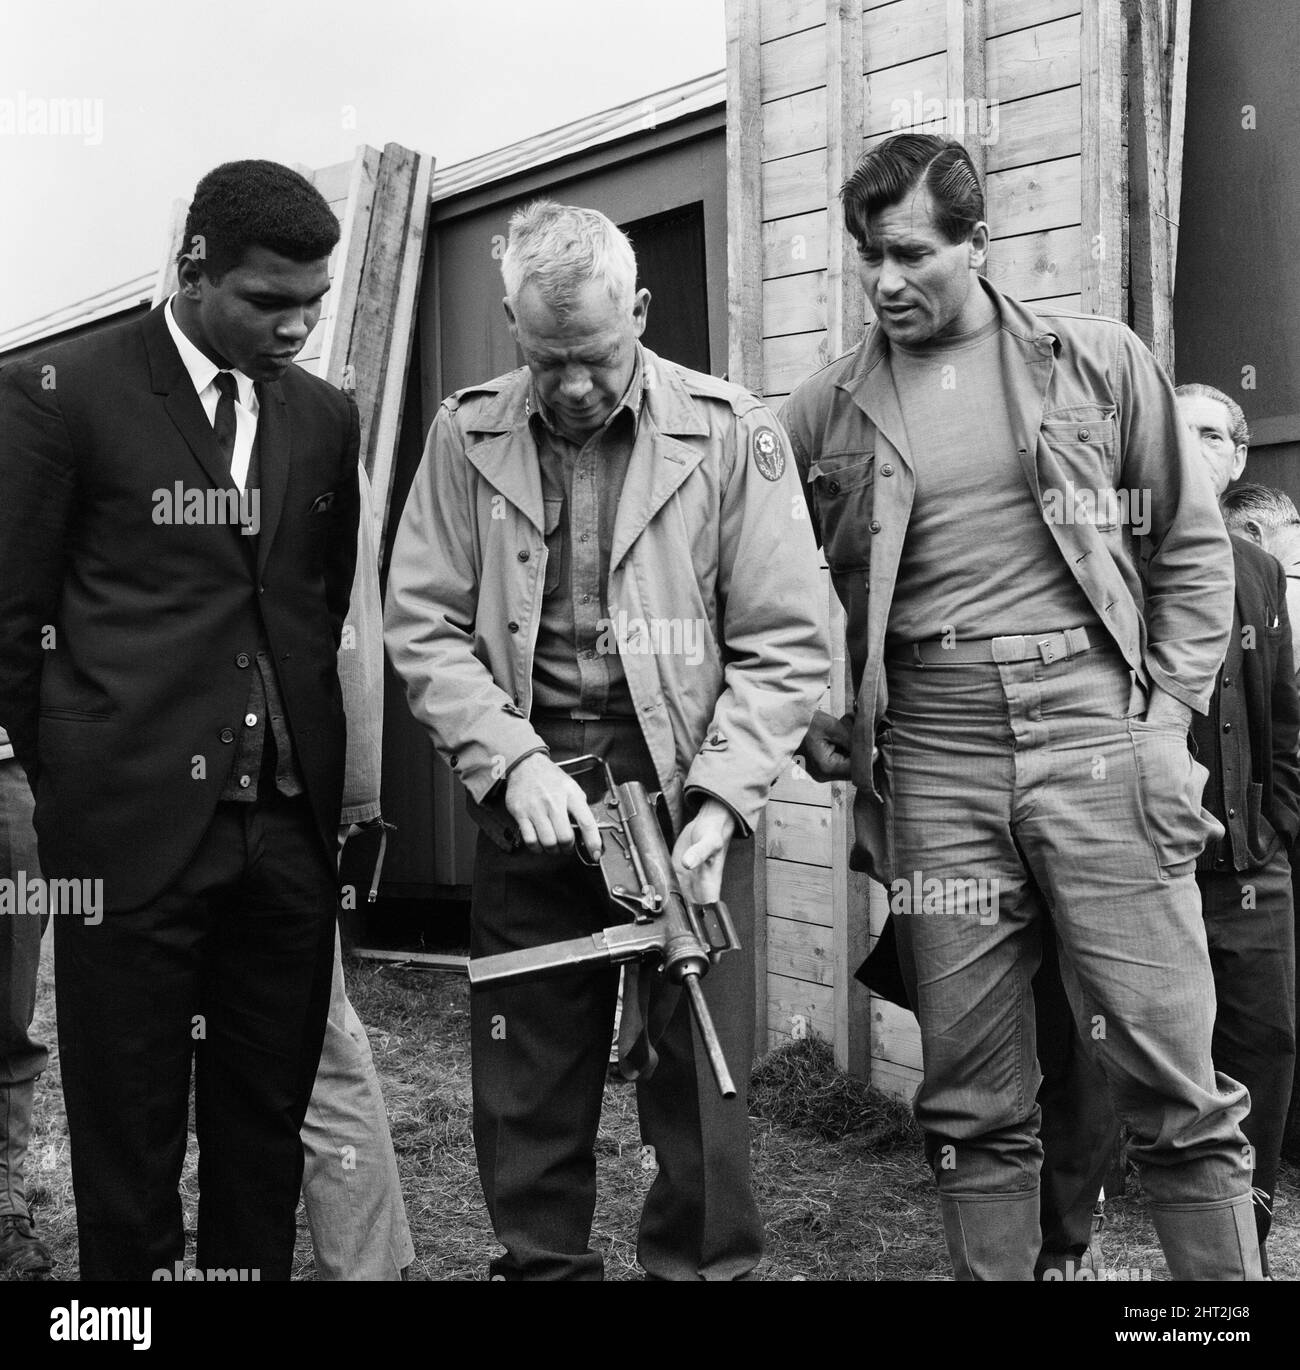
[[753, 427, 785, 481]]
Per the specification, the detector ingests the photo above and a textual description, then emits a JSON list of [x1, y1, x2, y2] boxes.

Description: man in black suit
[[0, 160, 360, 1280]]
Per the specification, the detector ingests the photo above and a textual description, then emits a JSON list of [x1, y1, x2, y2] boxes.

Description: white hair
[[501, 201, 637, 317]]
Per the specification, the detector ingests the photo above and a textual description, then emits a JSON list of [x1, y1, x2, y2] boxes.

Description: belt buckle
[[991, 634, 1025, 664]]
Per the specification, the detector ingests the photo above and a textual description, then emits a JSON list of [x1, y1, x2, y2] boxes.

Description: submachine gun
[[467, 755, 741, 1097]]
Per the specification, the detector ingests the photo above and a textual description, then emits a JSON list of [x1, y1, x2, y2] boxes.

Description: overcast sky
[[0, 0, 725, 332]]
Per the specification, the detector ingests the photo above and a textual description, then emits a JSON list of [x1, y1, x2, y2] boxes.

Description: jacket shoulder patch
[[752, 427, 785, 481]]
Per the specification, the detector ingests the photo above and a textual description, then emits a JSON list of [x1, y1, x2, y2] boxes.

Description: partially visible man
[[786, 133, 1257, 1279], [0, 161, 360, 1280], [386, 202, 828, 1279], [1222, 483, 1300, 675], [0, 726, 52, 1277]]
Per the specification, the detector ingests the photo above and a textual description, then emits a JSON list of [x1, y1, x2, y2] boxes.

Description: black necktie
[[213, 371, 237, 473]]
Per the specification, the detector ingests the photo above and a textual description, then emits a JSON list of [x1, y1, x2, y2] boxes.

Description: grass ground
[[9, 933, 1299, 1281]]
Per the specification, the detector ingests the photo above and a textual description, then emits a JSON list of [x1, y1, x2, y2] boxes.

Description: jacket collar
[[837, 276, 1060, 473], [462, 346, 709, 544]]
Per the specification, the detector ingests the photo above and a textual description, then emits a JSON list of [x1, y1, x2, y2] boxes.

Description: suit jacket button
[[236, 653, 251, 668], [220, 728, 235, 744], [881, 464, 894, 476], [517, 550, 530, 562], [507, 621, 520, 633], [869, 519, 882, 534]]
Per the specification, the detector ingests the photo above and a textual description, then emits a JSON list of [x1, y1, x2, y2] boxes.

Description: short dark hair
[[178, 160, 340, 279], [1220, 483, 1300, 534], [840, 134, 985, 247]]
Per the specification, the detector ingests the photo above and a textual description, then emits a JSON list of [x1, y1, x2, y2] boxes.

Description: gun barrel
[[683, 973, 737, 1098]]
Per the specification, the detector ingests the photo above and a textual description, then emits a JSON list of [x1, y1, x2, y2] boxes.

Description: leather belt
[[887, 626, 1093, 667]]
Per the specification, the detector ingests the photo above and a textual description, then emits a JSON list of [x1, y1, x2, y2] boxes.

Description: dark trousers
[[1037, 848, 1297, 1255], [469, 716, 761, 1280], [54, 794, 337, 1280], [1, 760, 46, 1090]]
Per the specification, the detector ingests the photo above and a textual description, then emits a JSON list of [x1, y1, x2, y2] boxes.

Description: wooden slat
[[767, 858, 834, 927], [864, 52, 947, 135], [987, 0, 1080, 38], [762, 88, 828, 161], [986, 156, 1081, 236], [728, 0, 765, 393], [766, 798, 834, 864], [761, 0, 824, 41], [1079, 0, 1123, 315], [947, 0, 988, 184], [371, 148, 433, 559], [870, 1055, 923, 1100], [763, 271, 829, 339], [767, 914, 835, 985], [871, 997, 923, 1068], [764, 329, 830, 394], [320, 145, 381, 388], [1164, 0, 1190, 281], [985, 225, 1081, 300], [767, 972, 834, 1043], [1129, 0, 1173, 373], [983, 87, 1082, 172], [310, 158, 355, 206], [762, 147, 828, 220], [827, 0, 866, 359], [762, 210, 829, 279], [752, 809, 770, 1062], [985, 14, 1081, 103], [759, 25, 826, 102], [865, 0, 946, 73]]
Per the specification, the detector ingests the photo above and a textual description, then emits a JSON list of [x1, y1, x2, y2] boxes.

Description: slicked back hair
[[501, 200, 637, 321], [1220, 483, 1300, 534], [178, 160, 340, 280], [841, 134, 985, 248], [1175, 382, 1251, 450]]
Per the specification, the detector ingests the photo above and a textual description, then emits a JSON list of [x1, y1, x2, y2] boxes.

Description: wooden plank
[[986, 156, 1081, 236], [752, 808, 770, 1062], [1164, 0, 1190, 286], [1128, 0, 1172, 370], [985, 14, 1081, 103], [870, 1054, 923, 1101], [149, 197, 189, 307], [985, 225, 1081, 299], [987, 0, 1079, 38], [767, 858, 834, 927], [372, 148, 434, 560], [762, 147, 828, 220], [761, 0, 824, 41], [1080, 0, 1124, 317], [983, 87, 1082, 172], [947, 0, 988, 184], [759, 25, 826, 102], [761, 209, 829, 279], [865, 51, 947, 135], [310, 158, 355, 207], [761, 88, 828, 161], [871, 996, 923, 1067], [763, 271, 829, 339], [767, 972, 834, 1043], [764, 329, 831, 394], [766, 798, 834, 864], [320, 145, 381, 389], [865, 0, 946, 73], [827, 0, 866, 357], [728, 0, 765, 394], [767, 914, 835, 985]]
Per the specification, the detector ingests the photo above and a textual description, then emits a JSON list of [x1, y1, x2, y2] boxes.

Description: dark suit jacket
[[1192, 534, 1300, 869], [0, 304, 360, 910]]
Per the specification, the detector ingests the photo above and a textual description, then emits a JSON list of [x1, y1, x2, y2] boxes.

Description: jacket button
[[881, 464, 894, 477], [219, 728, 234, 744], [1078, 428, 1091, 441], [507, 621, 519, 633], [1228, 807, 1236, 818], [449, 755, 458, 769], [1223, 722, 1232, 732], [1222, 676, 1231, 687], [869, 519, 882, 534], [236, 653, 250, 668], [517, 550, 530, 562], [828, 480, 841, 494]]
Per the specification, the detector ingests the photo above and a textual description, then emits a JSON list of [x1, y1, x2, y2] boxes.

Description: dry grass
[[9, 931, 1300, 1281]]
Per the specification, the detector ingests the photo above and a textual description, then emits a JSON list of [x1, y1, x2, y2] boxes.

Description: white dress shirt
[[164, 295, 259, 492]]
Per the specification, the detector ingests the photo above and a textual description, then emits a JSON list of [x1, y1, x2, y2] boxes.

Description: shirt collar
[[527, 344, 645, 440], [165, 294, 258, 410]]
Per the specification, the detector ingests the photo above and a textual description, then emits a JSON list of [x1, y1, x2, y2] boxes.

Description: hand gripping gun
[[467, 755, 742, 1097]]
